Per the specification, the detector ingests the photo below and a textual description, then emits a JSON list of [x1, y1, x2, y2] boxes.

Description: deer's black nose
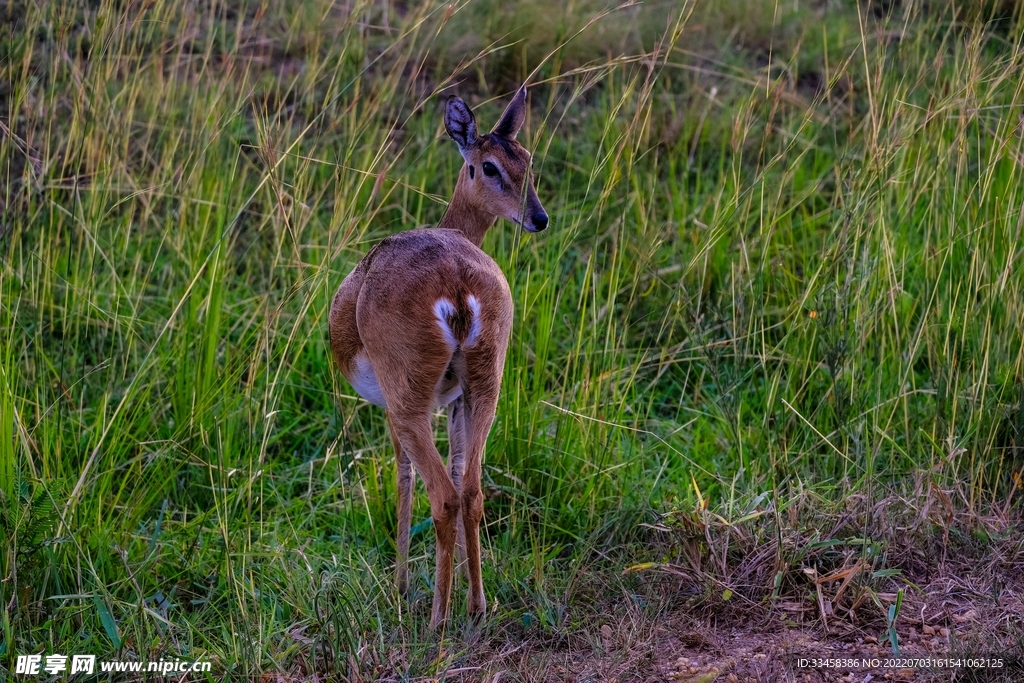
[[531, 212, 549, 231]]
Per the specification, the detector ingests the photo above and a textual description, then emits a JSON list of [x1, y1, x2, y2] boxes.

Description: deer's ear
[[445, 96, 478, 156], [491, 87, 527, 140]]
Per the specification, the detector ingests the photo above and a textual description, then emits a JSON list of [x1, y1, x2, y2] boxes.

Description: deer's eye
[[482, 161, 499, 177]]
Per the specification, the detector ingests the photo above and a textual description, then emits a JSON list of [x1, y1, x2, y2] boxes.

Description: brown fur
[[328, 89, 546, 629]]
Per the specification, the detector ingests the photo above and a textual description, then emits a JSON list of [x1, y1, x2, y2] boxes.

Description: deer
[[328, 88, 547, 630]]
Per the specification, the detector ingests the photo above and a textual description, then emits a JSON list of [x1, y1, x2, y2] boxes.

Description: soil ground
[[468, 607, 1022, 683], [454, 538, 1024, 683]]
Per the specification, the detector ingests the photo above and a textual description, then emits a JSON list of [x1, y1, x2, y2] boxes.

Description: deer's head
[[444, 88, 548, 233]]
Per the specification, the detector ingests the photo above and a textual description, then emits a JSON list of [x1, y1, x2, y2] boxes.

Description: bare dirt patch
[[464, 579, 1021, 683], [455, 492, 1024, 683]]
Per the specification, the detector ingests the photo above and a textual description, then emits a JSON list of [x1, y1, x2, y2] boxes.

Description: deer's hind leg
[[385, 411, 459, 629], [366, 331, 460, 629], [389, 413, 415, 596], [457, 341, 508, 623]]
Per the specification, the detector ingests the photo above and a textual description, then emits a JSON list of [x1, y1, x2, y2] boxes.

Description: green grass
[[2, 0, 1024, 678]]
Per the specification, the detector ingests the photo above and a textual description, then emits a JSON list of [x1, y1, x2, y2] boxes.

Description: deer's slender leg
[[459, 345, 507, 622], [447, 396, 468, 578], [460, 399, 496, 622], [387, 411, 460, 629], [389, 413, 415, 595]]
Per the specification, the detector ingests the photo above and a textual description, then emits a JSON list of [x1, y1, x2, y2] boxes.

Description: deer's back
[[356, 229, 512, 321]]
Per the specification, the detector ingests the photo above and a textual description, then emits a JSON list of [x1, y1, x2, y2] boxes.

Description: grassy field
[[3, 0, 1024, 679]]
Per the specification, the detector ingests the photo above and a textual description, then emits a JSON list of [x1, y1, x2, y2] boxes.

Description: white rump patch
[[433, 295, 481, 349], [350, 352, 386, 407], [433, 298, 459, 348], [465, 295, 482, 347]]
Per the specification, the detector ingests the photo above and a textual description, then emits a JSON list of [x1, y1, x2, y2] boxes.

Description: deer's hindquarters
[[344, 230, 512, 413], [328, 229, 513, 626]]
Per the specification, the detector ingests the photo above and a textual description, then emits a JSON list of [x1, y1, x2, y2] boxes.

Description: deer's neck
[[436, 164, 496, 248]]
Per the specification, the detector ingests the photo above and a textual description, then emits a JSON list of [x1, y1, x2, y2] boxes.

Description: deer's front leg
[[447, 397, 468, 578]]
